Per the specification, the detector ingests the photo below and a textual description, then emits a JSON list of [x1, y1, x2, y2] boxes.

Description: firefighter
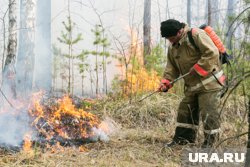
[[159, 19, 226, 148]]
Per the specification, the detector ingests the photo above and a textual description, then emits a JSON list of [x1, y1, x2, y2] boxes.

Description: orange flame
[[28, 93, 102, 149], [23, 133, 32, 151], [125, 68, 160, 94], [115, 27, 161, 95], [79, 145, 89, 152]]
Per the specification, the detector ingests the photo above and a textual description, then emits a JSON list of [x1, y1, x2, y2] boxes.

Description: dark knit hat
[[160, 19, 184, 38]]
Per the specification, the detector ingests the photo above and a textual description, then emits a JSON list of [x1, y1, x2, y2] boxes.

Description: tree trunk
[[245, 96, 250, 167], [66, 0, 73, 95], [207, 0, 212, 25], [187, 0, 191, 26], [95, 46, 99, 96], [165, 0, 170, 19], [102, 49, 107, 94], [16, 0, 36, 97], [226, 0, 235, 51], [34, 0, 52, 92], [207, 0, 219, 27], [2, 0, 17, 99], [143, 0, 151, 65]]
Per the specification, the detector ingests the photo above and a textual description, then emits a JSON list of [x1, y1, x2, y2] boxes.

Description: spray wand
[[138, 72, 190, 102]]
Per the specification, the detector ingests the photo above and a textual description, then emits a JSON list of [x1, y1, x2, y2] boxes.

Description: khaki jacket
[[163, 25, 224, 95]]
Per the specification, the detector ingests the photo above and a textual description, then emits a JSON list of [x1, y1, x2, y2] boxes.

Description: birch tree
[[143, 0, 151, 65], [2, 0, 17, 99], [16, 0, 36, 97], [1, 4, 9, 74]]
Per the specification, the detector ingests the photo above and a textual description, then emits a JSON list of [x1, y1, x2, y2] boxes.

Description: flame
[[125, 68, 160, 94], [115, 27, 160, 95], [49, 142, 65, 153], [0, 90, 105, 151], [79, 145, 89, 152], [23, 133, 32, 151], [28, 94, 101, 149]]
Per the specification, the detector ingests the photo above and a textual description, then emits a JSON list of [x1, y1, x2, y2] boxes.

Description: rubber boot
[[165, 127, 196, 148], [202, 133, 219, 148]]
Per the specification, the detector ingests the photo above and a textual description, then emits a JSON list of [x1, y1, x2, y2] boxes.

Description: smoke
[[91, 117, 120, 142], [0, 65, 32, 146], [0, 108, 32, 146]]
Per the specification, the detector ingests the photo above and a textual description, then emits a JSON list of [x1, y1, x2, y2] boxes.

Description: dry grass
[[0, 93, 248, 166], [0, 128, 182, 167]]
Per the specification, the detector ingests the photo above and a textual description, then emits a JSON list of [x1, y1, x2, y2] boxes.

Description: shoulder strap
[[187, 28, 199, 51]]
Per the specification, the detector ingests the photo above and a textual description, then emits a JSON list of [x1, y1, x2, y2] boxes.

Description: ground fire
[[0, 92, 109, 152]]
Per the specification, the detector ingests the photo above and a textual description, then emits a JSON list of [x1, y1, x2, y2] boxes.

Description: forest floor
[[0, 93, 248, 167]]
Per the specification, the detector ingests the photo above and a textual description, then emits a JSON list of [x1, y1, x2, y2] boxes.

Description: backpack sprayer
[[138, 71, 190, 102]]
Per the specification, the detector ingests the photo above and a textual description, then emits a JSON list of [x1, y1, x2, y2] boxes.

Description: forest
[[0, 0, 249, 166]]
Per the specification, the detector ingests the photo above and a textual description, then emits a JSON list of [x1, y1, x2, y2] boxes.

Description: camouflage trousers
[[173, 90, 221, 144]]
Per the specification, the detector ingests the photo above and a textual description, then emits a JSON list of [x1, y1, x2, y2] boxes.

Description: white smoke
[[91, 117, 120, 142], [0, 108, 32, 146]]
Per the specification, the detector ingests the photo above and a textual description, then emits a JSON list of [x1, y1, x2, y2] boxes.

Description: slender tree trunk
[[4, 0, 17, 67], [95, 46, 99, 96], [207, 0, 212, 25], [16, 0, 36, 97], [81, 75, 84, 96], [187, 0, 191, 26], [70, 43, 74, 95], [89, 68, 93, 96], [226, 0, 235, 51], [165, 0, 170, 19], [211, 0, 219, 27], [67, 0, 73, 95], [197, 0, 200, 24], [207, 0, 219, 27], [245, 96, 250, 167], [67, 41, 71, 94], [1, 9, 8, 73], [2, 0, 17, 99], [102, 50, 107, 94], [34, 0, 51, 92], [143, 0, 151, 65]]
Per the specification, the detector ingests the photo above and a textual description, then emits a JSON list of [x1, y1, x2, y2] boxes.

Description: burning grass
[[29, 94, 101, 146], [0, 92, 110, 153], [0, 92, 248, 166]]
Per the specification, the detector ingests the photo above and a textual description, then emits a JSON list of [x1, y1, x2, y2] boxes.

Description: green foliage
[[56, 16, 85, 94], [110, 75, 123, 95], [244, 0, 250, 4], [52, 45, 63, 76], [91, 25, 110, 54], [58, 17, 83, 46], [77, 50, 89, 75], [145, 41, 167, 76], [88, 24, 111, 94], [130, 55, 141, 71]]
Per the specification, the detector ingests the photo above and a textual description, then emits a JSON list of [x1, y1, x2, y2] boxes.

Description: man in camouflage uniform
[[159, 19, 226, 148]]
